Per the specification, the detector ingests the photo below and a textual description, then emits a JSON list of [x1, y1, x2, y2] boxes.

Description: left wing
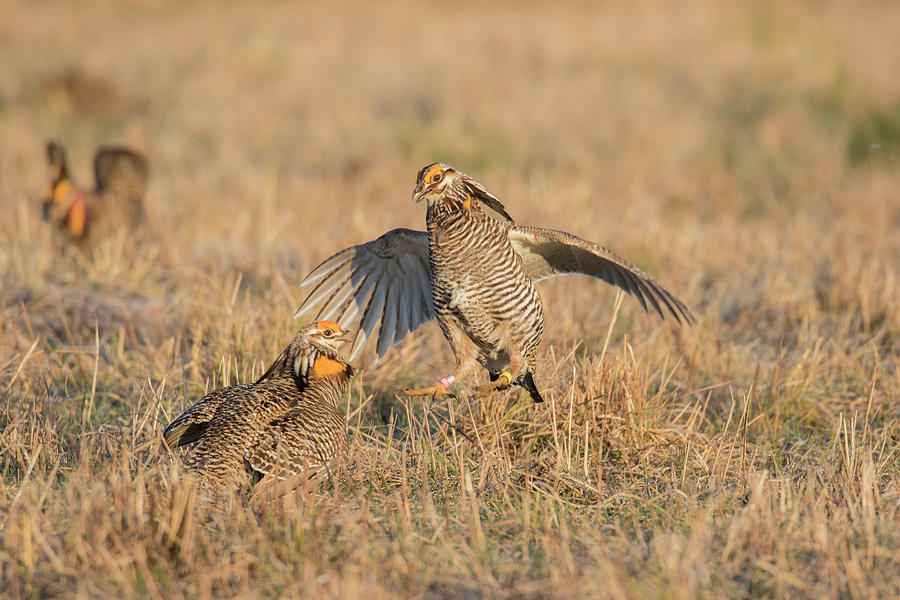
[[508, 226, 694, 324]]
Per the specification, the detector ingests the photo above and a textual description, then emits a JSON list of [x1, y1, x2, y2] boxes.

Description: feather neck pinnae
[[425, 176, 515, 226], [427, 193, 476, 222], [256, 340, 353, 386]]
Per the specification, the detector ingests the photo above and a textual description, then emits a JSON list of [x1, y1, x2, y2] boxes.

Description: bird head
[[412, 163, 514, 223], [272, 320, 354, 384], [42, 140, 74, 223], [254, 321, 354, 385], [304, 320, 353, 355]]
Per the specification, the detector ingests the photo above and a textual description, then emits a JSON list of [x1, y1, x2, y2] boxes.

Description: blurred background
[[2, 1, 899, 596]]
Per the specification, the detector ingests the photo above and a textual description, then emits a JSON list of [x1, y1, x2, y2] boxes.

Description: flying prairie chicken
[[42, 140, 148, 241], [163, 321, 354, 491], [295, 163, 693, 403]]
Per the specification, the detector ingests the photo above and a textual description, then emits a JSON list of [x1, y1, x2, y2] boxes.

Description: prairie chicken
[[295, 163, 693, 403], [163, 321, 354, 490], [41, 140, 148, 241]]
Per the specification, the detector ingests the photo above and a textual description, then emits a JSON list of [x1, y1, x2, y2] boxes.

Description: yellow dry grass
[[2, 0, 899, 598]]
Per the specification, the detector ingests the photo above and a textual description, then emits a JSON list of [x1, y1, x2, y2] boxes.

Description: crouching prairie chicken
[[42, 140, 148, 241], [163, 321, 354, 492], [295, 163, 693, 403]]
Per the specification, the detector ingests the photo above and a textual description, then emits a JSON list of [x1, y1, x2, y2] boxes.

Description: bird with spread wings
[[295, 163, 693, 402]]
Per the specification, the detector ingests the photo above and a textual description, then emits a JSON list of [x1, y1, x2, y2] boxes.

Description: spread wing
[[294, 228, 435, 361], [508, 226, 694, 324]]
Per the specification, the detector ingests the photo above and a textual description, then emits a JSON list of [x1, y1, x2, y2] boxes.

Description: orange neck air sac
[[66, 193, 86, 238]]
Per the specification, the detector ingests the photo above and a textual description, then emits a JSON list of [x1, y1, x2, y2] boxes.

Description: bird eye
[[323, 329, 333, 337], [432, 172, 443, 183]]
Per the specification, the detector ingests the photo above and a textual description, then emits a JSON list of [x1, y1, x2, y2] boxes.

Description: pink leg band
[[439, 375, 456, 389]]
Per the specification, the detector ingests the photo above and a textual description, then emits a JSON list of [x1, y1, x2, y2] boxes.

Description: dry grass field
[[2, 0, 899, 597]]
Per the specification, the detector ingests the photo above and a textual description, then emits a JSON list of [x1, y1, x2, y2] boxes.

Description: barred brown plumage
[[162, 320, 354, 491], [42, 140, 147, 241], [295, 163, 693, 402]]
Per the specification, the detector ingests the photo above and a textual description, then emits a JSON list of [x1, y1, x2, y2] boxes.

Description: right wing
[[294, 228, 435, 361]]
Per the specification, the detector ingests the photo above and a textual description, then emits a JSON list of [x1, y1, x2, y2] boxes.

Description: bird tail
[[520, 371, 544, 403]]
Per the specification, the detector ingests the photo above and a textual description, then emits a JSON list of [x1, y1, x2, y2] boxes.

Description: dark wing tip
[[633, 276, 695, 326]]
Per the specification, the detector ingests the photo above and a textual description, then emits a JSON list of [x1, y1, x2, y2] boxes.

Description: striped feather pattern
[[427, 200, 544, 374], [162, 322, 353, 490], [293, 164, 693, 397]]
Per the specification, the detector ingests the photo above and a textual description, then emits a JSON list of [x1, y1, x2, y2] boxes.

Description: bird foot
[[399, 383, 452, 400], [474, 372, 512, 398]]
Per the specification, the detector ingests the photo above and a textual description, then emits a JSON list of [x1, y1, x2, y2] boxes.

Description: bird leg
[[401, 347, 480, 400]]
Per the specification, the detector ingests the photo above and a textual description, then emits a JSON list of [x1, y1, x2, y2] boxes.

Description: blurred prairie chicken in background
[[42, 140, 148, 241], [295, 163, 693, 403], [163, 321, 354, 492]]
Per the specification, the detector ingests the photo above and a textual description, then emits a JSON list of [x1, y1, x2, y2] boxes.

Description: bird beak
[[412, 182, 425, 203], [335, 328, 354, 343]]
